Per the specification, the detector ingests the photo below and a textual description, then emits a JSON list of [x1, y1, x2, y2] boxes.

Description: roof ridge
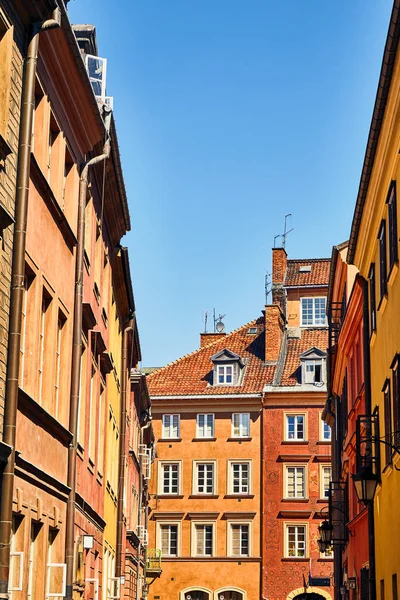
[[145, 316, 263, 379], [287, 257, 331, 263]]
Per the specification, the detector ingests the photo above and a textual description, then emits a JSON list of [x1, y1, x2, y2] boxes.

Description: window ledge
[[189, 495, 219, 499], [158, 438, 182, 442], [281, 498, 309, 503], [224, 494, 254, 499], [281, 557, 309, 562], [377, 293, 388, 314], [156, 494, 184, 499], [316, 440, 331, 445], [281, 441, 309, 445], [388, 261, 398, 287], [192, 437, 217, 442], [317, 558, 334, 562], [87, 460, 95, 474], [227, 437, 252, 442], [370, 330, 377, 347]]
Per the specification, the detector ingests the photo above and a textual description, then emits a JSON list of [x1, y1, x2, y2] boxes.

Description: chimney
[[265, 305, 284, 363], [272, 247, 287, 314], [200, 332, 226, 348]]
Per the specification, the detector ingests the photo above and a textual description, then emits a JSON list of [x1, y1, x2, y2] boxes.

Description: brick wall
[[265, 304, 283, 362], [0, 1, 25, 435]]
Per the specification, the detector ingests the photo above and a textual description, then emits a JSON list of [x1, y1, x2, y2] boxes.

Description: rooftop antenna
[[204, 310, 208, 333], [282, 213, 294, 249], [213, 309, 226, 333], [265, 272, 271, 304], [273, 234, 281, 248]]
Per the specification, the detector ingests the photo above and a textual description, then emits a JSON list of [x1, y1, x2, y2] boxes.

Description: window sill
[[317, 558, 334, 562], [87, 459, 95, 474], [281, 557, 309, 562], [281, 498, 309, 503], [370, 330, 377, 347], [316, 440, 331, 445], [77, 444, 84, 460], [189, 494, 219, 499], [281, 440, 309, 445], [156, 494, 184, 499], [158, 438, 182, 442], [227, 437, 252, 442], [387, 261, 398, 287], [377, 293, 388, 314], [316, 498, 330, 503], [192, 437, 217, 442], [224, 494, 254, 499]]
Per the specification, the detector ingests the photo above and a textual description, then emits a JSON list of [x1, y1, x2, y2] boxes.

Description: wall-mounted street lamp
[[316, 498, 351, 554], [352, 465, 379, 504]]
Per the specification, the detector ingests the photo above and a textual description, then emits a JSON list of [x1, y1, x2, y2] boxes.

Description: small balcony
[[146, 549, 162, 579]]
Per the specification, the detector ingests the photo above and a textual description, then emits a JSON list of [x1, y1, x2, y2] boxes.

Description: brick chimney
[[272, 247, 287, 314], [265, 305, 284, 363], [200, 332, 226, 348]]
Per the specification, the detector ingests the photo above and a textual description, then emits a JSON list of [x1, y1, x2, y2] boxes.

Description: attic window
[[247, 327, 258, 335], [300, 347, 327, 386], [211, 349, 245, 387], [299, 265, 312, 273]]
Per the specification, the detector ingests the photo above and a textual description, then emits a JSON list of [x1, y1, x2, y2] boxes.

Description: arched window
[[181, 587, 212, 600]]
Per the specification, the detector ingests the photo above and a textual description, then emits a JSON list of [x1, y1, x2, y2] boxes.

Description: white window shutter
[[108, 577, 121, 600], [9, 552, 24, 592], [45, 563, 66, 598]]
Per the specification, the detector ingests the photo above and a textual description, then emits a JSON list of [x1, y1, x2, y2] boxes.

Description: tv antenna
[[213, 308, 226, 333], [203, 310, 208, 333], [265, 272, 271, 304], [273, 234, 281, 248], [282, 213, 294, 249]]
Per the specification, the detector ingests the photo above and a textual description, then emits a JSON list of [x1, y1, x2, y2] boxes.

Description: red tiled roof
[[280, 328, 329, 386], [285, 259, 330, 287], [146, 317, 274, 396]]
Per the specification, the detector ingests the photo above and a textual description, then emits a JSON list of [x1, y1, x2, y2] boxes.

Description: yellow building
[[347, 1, 400, 597]]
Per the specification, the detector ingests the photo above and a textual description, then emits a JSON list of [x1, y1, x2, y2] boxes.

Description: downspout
[[139, 418, 152, 600], [65, 107, 112, 600], [116, 319, 135, 581], [0, 10, 61, 598], [362, 277, 376, 600]]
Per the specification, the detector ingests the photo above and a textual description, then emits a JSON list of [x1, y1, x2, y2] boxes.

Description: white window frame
[[85, 54, 107, 100], [196, 414, 215, 438], [232, 413, 250, 438], [107, 577, 121, 600], [227, 521, 251, 558], [45, 563, 67, 598], [300, 296, 327, 327], [284, 522, 308, 558], [216, 364, 234, 385], [191, 521, 216, 557], [162, 414, 180, 439], [285, 413, 307, 441], [228, 460, 252, 495], [9, 552, 24, 592], [158, 460, 182, 495], [192, 460, 217, 495], [284, 465, 307, 499], [320, 414, 331, 441], [156, 522, 181, 557], [303, 359, 324, 384], [320, 464, 332, 500]]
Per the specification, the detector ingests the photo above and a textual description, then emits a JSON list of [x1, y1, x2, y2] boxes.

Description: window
[[300, 297, 327, 326], [54, 312, 66, 419], [196, 414, 214, 438], [321, 465, 332, 499], [162, 414, 180, 439], [285, 524, 306, 558], [303, 360, 323, 384], [194, 524, 213, 556], [161, 463, 180, 495], [321, 419, 331, 441], [286, 415, 305, 441], [379, 220, 388, 300], [392, 574, 398, 600], [19, 274, 29, 387], [285, 466, 306, 499], [88, 365, 97, 462], [229, 461, 250, 495], [160, 525, 178, 557], [383, 379, 392, 467], [38, 291, 51, 405], [391, 355, 400, 448], [0, 13, 12, 140], [369, 263, 377, 334], [229, 524, 250, 557], [217, 364, 233, 384], [387, 182, 398, 272], [232, 413, 250, 438], [195, 462, 215, 495]]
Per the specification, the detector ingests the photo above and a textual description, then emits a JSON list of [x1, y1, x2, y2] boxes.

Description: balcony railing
[[328, 301, 344, 351], [146, 549, 162, 577]]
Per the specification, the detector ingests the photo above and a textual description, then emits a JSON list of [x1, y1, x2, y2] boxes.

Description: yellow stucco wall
[[351, 41, 400, 598]]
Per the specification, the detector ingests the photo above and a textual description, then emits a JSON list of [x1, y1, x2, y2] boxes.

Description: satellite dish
[[216, 319, 225, 333]]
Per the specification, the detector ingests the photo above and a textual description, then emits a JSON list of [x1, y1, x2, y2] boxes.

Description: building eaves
[[347, 0, 400, 264], [110, 117, 131, 233]]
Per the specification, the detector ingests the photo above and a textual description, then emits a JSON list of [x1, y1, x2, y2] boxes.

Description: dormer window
[[211, 349, 245, 386], [299, 347, 327, 385]]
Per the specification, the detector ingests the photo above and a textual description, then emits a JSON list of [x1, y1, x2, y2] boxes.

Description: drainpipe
[[116, 319, 135, 582], [0, 11, 60, 598], [362, 277, 376, 600], [64, 107, 112, 600]]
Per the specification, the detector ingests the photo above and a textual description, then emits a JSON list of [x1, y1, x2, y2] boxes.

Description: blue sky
[[68, 0, 392, 366]]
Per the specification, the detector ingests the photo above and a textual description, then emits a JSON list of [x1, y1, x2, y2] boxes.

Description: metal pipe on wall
[[0, 11, 60, 597], [64, 108, 112, 600]]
